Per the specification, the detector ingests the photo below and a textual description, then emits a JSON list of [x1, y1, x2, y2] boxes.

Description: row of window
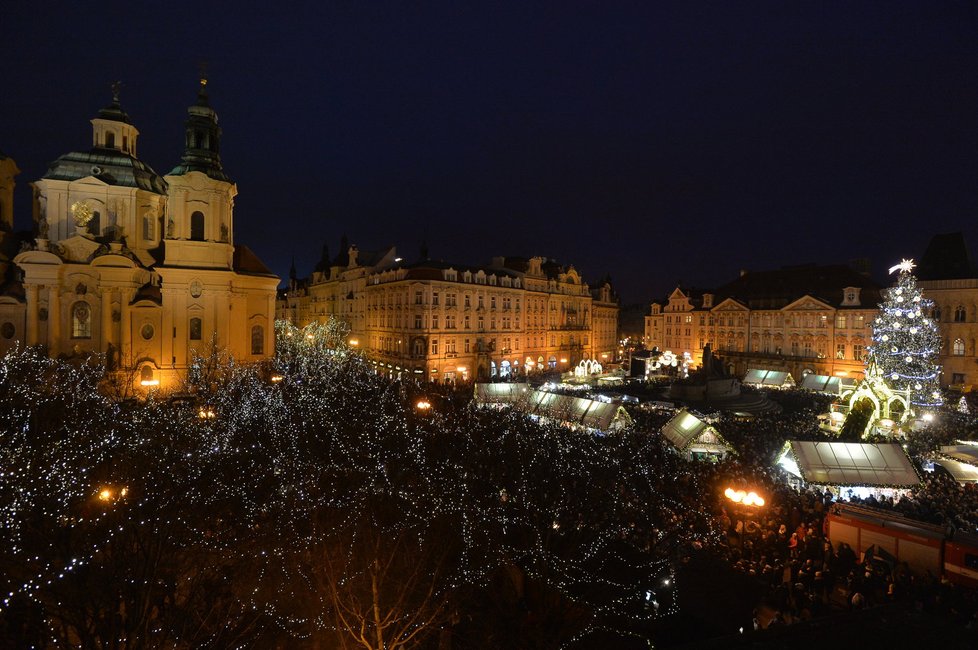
[[72, 209, 210, 242], [933, 306, 971, 323], [661, 313, 870, 328], [66, 302, 265, 355]]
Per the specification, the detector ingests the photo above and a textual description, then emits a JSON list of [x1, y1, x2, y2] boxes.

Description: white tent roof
[[786, 441, 920, 487], [933, 458, 978, 483], [744, 369, 794, 387], [581, 401, 621, 431], [799, 374, 853, 394], [939, 444, 978, 465], [661, 409, 730, 452], [477, 385, 631, 432], [474, 382, 530, 404]]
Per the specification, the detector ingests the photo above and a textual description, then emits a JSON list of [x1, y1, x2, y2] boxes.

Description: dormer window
[[841, 287, 861, 306]]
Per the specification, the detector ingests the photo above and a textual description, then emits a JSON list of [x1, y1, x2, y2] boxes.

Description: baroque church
[[0, 80, 278, 391]]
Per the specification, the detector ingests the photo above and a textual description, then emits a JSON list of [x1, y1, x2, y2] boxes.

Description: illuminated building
[[916, 233, 978, 390], [644, 265, 881, 381], [279, 248, 618, 381], [0, 82, 278, 391]]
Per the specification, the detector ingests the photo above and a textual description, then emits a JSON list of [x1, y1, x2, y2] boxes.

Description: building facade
[[917, 233, 978, 390], [644, 265, 880, 382], [279, 250, 618, 381], [0, 82, 278, 391]]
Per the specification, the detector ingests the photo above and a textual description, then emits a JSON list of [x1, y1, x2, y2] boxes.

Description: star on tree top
[[888, 258, 916, 275]]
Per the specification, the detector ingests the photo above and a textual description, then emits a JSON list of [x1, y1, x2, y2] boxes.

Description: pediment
[[668, 287, 688, 300], [92, 253, 138, 268], [68, 176, 110, 188], [57, 235, 102, 263], [713, 298, 747, 311], [782, 295, 833, 311], [13, 249, 63, 266]]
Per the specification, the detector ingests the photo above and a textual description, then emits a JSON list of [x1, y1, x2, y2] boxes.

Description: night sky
[[3, 1, 978, 304]]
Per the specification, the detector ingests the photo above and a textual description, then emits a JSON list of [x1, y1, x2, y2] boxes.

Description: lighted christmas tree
[[868, 259, 943, 408]]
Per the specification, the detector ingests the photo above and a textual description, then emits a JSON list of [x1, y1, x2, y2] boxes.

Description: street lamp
[[415, 399, 432, 412], [97, 486, 128, 503]]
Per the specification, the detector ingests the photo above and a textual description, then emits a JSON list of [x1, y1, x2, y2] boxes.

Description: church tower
[[30, 87, 167, 246], [163, 76, 236, 269]]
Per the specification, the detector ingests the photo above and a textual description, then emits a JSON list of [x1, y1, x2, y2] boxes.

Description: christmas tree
[[868, 259, 943, 407]]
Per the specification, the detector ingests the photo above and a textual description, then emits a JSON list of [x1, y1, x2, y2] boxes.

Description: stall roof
[[474, 382, 530, 404], [939, 444, 978, 465], [786, 441, 920, 487], [744, 369, 794, 387], [582, 401, 621, 431], [799, 374, 854, 394], [933, 458, 978, 483], [476, 384, 631, 432], [661, 409, 730, 451]]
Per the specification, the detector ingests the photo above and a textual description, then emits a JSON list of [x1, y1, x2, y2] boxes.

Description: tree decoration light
[[867, 259, 943, 407], [0, 323, 729, 648]]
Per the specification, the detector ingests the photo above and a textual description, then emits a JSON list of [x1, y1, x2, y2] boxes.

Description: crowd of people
[[693, 389, 978, 632]]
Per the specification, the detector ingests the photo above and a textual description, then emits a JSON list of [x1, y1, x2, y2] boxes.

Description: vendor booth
[[778, 441, 920, 495], [743, 369, 795, 389], [799, 373, 854, 395], [474, 382, 531, 407], [939, 443, 978, 465], [931, 458, 978, 483], [660, 409, 733, 461], [474, 383, 632, 434]]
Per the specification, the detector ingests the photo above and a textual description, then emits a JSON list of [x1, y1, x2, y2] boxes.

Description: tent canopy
[[939, 444, 978, 465], [785, 441, 920, 487], [744, 369, 794, 387], [661, 409, 730, 452], [799, 374, 854, 394], [474, 382, 530, 404], [932, 458, 978, 483], [475, 383, 632, 433]]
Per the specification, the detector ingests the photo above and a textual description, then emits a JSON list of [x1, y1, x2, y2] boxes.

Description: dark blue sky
[[3, 1, 978, 303]]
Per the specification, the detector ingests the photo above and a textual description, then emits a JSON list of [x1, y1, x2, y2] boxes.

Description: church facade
[[0, 82, 278, 392]]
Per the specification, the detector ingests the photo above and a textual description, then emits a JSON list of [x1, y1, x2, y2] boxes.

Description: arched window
[[954, 338, 966, 356], [955, 306, 967, 323], [190, 211, 205, 241], [105, 132, 115, 148], [140, 366, 154, 382], [71, 302, 91, 339], [500, 360, 511, 378], [189, 317, 202, 341], [933, 307, 942, 322], [251, 325, 264, 355]]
